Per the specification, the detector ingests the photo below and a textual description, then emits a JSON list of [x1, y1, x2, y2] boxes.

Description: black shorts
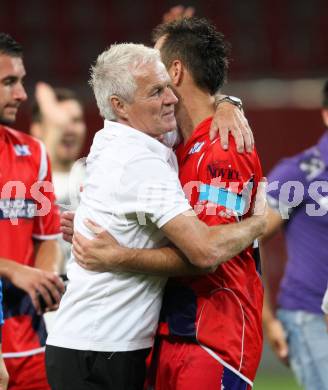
[[45, 344, 150, 390]]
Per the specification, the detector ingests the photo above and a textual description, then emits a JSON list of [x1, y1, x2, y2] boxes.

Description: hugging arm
[[73, 180, 267, 275]]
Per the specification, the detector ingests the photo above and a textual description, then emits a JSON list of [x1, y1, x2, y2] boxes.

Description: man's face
[[124, 60, 178, 137], [322, 108, 328, 128], [0, 54, 27, 125], [54, 99, 86, 163]]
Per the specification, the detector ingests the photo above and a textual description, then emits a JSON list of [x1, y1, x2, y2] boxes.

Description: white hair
[[89, 43, 161, 120]]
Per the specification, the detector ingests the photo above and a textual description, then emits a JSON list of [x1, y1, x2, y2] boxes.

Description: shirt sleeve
[[267, 155, 305, 217], [32, 153, 61, 240], [118, 152, 191, 229]]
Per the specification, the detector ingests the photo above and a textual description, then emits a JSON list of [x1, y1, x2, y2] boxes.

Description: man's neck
[[52, 160, 73, 173], [176, 85, 215, 144]]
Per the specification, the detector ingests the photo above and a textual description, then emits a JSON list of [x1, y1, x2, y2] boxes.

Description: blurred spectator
[[0, 33, 64, 390], [262, 79, 328, 390], [30, 83, 87, 273]]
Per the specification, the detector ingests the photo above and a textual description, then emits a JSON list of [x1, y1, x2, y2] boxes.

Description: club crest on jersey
[[14, 144, 31, 156], [188, 141, 205, 155]]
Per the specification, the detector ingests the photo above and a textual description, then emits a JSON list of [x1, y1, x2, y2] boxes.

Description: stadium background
[[1, 0, 327, 388]]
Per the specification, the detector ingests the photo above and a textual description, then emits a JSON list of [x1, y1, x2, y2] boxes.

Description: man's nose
[[13, 82, 27, 102], [164, 87, 178, 105]]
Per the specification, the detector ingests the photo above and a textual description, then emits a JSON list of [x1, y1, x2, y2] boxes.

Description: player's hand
[[73, 219, 122, 272], [264, 318, 289, 366], [10, 264, 65, 315], [60, 211, 75, 243], [34, 82, 70, 157], [35, 82, 69, 129], [0, 354, 9, 390], [209, 102, 254, 153], [162, 5, 195, 23]]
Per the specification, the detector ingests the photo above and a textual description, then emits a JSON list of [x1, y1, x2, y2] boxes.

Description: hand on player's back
[[73, 219, 122, 272], [210, 101, 254, 153]]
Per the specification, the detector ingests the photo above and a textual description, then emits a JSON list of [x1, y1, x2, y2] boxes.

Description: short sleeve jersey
[[158, 117, 264, 383], [0, 125, 60, 357]]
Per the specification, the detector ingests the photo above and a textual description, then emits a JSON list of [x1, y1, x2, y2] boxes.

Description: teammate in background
[[262, 79, 328, 390], [0, 33, 64, 390], [30, 84, 87, 273], [70, 18, 265, 389]]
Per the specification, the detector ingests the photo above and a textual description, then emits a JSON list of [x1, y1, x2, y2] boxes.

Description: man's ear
[[322, 109, 328, 128], [110, 96, 129, 120], [168, 60, 183, 87]]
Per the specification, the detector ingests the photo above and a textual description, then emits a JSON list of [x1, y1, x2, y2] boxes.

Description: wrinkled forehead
[[133, 60, 170, 90]]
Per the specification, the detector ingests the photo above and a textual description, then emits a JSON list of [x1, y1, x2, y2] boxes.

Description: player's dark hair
[[152, 17, 229, 95], [323, 80, 328, 108], [0, 33, 23, 57], [32, 88, 83, 123]]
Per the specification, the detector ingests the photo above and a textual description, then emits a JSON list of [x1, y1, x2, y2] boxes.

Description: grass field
[[254, 373, 302, 390]]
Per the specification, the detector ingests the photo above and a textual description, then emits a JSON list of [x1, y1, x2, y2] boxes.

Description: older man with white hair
[[45, 43, 266, 390]]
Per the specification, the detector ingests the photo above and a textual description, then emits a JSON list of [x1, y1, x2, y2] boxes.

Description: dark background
[[1, 0, 327, 171]]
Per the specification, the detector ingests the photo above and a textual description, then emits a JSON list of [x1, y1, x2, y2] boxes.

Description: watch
[[215, 95, 243, 110]]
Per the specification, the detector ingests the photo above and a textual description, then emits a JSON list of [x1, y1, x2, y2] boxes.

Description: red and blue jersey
[[158, 117, 264, 383], [0, 125, 60, 358]]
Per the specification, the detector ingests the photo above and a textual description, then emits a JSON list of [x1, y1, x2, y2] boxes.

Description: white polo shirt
[[47, 120, 191, 352]]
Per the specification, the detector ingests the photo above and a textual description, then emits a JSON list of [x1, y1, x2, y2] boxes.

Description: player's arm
[[261, 206, 289, 364], [73, 223, 200, 276], [262, 265, 289, 365], [30, 147, 65, 310], [34, 239, 62, 273], [260, 156, 304, 363], [73, 180, 266, 274], [0, 256, 64, 314]]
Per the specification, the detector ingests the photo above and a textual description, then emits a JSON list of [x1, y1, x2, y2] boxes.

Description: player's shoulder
[[5, 126, 39, 146], [90, 128, 171, 168], [271, 143, 324, 183], [3, 126, 44, 160], [204, 134, 260, 165]]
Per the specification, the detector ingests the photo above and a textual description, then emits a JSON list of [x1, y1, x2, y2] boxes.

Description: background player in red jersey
[[69, 18, 265, 389], [0, 33, 64, 390]]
